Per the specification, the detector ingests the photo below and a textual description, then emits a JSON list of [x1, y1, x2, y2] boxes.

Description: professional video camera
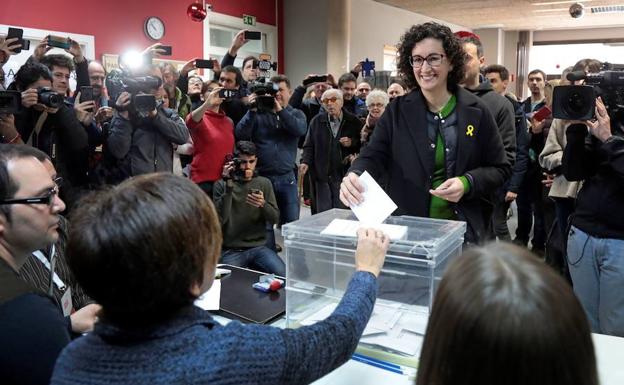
[[106, 69, 163, 117], [552, 63, 624, 122], [249, 79, 279, 113], [253, 53, 278, 75], [0, 90, 22, 114]]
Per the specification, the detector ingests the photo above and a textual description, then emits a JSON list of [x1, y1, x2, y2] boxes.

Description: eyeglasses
[[322, 97, 340, 105], [0, 178, 62, 207], [409, 53, 445, 68]]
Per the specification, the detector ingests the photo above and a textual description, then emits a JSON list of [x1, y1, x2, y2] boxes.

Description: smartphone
[[195, 59, 214, 69], [7, 27, 25, 54], [47, 35, 70, 49], [80, 86, 94, 102], [219, 89, 237, 99], [244, 31, 261, 40], [532, 105, 552, 122], [79, 86, 94, 111], [249, 188, 261, 195], [302, 75, 328, 87], [158, 45, 172, 55]]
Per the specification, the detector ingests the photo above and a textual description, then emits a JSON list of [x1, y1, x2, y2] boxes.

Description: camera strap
[[26, 111, 48, 147]]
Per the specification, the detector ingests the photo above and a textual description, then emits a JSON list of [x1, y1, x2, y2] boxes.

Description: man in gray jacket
[[107, 66, 189, 178]]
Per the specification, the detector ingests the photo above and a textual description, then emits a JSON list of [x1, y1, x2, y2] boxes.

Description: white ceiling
[[373, 0, 624, 31]]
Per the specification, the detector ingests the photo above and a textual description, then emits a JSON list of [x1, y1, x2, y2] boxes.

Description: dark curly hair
[[396, 22, 466, 92]]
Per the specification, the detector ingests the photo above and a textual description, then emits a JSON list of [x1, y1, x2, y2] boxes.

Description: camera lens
[[567, 92, 586, 113]]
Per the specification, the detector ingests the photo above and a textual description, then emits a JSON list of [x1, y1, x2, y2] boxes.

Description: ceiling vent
[[590, 5, 624, 14]]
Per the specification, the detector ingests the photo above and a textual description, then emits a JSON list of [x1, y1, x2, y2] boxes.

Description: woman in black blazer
[[341, 22, 510, 243]]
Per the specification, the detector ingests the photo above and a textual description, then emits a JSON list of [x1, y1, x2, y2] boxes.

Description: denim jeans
[[567, 226, 624, 336], [264, 171, 300, 250], [221, 246, 286, 276], [266, 171, 300, 226]]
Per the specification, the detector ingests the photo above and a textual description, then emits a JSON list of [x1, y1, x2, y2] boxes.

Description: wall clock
[[145, 16, 165, 40]]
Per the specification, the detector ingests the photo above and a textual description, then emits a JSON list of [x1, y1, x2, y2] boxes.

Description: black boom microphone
[[566, 71, 587, 82]]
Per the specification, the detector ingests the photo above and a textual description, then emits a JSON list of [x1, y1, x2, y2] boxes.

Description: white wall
[[533, 27, 624, 43], [284, 0, 470, 87], [284, 0, 329, 87], [348, 0, 470, 74]]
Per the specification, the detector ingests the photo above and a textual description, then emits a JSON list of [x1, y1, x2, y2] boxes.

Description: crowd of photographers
[[1, 25, 623, 352]]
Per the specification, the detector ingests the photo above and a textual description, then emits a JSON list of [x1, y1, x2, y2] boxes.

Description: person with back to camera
[[416, 242, 598, 385], [340, 22, 510, 244], [51, 172, 390, 385]]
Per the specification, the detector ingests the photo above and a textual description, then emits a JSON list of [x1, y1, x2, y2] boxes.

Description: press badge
[[61, 287, 73, 317]]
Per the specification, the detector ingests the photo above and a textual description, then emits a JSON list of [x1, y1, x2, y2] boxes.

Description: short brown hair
[[67, 173, 222, 327], [417, 243, 597, 385]]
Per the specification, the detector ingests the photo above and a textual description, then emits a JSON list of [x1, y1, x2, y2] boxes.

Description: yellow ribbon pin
[[466, 125, 475, 137]]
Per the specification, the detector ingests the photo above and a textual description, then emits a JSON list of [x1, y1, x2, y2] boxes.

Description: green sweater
[[213, 176, 280, 249], [428, 95, 470, 219]]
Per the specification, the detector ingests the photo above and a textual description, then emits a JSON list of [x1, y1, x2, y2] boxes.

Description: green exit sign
[[243, 14, 256, 26]]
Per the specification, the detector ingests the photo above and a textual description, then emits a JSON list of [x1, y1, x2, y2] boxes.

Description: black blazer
[[350, 87, 511, 243], [302, 111, 362, 182]]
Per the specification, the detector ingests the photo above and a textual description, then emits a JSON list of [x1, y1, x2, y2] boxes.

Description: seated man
[[17, 146, 96, 318], [0, 145, 71, 384], [52, 173, 389, 385], [213, 141, 284, 276]]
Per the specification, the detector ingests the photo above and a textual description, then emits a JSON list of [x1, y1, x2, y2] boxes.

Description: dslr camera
[[249, 79, 279, 113], [552, 63, 624, 121], [223, 154, 245, 181], [0, 87, 63, 114], [106, 69, 162, 117], [37, 87, 64, 109]]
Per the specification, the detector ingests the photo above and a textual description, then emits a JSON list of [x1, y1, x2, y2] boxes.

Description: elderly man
[[300, 89, 361, 213], [0, 144, 97, 385]]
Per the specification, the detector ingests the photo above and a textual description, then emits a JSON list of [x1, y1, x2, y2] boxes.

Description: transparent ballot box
[[282, 209, 466, 371]]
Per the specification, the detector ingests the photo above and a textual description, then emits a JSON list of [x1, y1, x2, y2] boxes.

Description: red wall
[[1, 0, 277, 61]]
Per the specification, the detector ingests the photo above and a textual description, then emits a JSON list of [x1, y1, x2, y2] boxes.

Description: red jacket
[[186, 110, 235, 183]]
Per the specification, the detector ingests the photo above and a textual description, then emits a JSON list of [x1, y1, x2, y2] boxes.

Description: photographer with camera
[[558, 63, 624, 336], [236, 75, 306, 249], [220, 30, 258, 91], [8, 62, 88, 209], [288, 73, 335, 125], [218, 65, 249, 126], [106, 65, 189, 179], [213, 141, 285, 276]]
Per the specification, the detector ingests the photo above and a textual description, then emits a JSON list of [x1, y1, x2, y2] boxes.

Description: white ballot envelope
[[351, 171, 397, 225], [322, 172, 405, 239]]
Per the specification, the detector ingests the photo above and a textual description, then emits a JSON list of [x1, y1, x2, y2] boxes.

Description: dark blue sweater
[[235, 106, 307, 176], [51, 271, 377, 385]]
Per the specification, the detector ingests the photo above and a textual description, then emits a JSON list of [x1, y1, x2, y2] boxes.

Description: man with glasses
[[0, 144, 71, 385], [213, 141, 284, 276], [301, 89, 362, 213]]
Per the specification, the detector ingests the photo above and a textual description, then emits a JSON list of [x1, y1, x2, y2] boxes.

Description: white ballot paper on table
[[194, 279, 221, 311], [321, 171, 406, 239]]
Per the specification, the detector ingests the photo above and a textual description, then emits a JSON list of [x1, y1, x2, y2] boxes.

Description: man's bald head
[[88, 61, 106, 97]]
